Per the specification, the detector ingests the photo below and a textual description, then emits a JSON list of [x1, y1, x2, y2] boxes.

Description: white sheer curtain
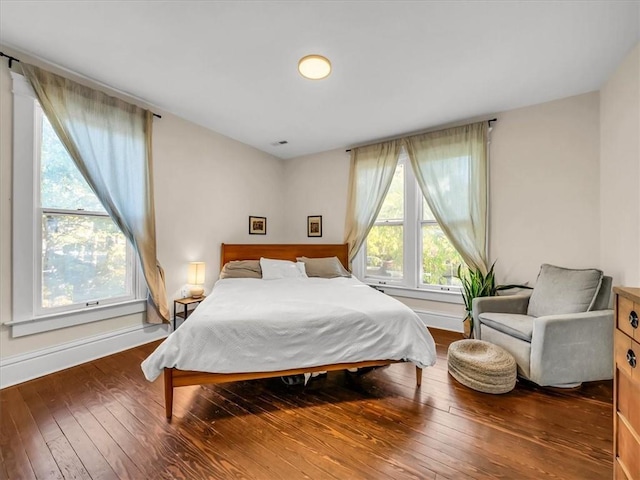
[[22, 63, 169, 323], [405, 122, 489, 274], [344, 140, 401, 262]]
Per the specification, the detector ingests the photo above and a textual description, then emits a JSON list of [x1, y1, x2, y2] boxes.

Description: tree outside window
[[366, 163, 404, 279]]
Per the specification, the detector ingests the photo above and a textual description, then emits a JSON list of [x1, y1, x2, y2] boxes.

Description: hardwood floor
[[0, 329, 613, 479]]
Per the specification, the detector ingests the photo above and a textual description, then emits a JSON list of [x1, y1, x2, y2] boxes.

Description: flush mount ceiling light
[[298, 54, 331, 80]]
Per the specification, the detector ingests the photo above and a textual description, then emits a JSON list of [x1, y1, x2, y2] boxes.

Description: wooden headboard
[[220, 243, 349, 270]]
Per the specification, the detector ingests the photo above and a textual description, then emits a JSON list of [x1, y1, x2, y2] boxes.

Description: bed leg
[[416, 366, 422, 387], [164, 368, 174, 419]]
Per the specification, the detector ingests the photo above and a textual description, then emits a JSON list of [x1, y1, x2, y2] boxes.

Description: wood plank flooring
[[0, 329, 613, 479]]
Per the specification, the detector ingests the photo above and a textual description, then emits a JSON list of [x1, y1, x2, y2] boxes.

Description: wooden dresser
[[613, 287, 640, 480]]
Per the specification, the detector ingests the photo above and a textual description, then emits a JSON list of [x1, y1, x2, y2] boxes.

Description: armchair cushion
[[478, 313, 535, 342], [527, 264, 603, 318]]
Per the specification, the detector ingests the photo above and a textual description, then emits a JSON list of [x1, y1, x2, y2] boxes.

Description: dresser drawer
[[617, 368, 640, 443], [618, 295, 640, 342], [616, 414, 640, 480], [615, 329, 639, 381]]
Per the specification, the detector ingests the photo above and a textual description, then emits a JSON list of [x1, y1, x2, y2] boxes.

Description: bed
[[142, 243, 437, 418]]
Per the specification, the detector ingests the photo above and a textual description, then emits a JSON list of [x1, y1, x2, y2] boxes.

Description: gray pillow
[[527, 264, 603, 317], [296, 256, 351, 278], [219, 260, 262, 279]]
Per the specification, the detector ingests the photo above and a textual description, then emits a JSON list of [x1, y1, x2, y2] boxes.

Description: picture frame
[[249, 216, 267, 235], [307, 215, 322, 237]]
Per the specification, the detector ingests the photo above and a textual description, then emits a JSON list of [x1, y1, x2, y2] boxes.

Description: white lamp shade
[[188, 262, 205, 285]]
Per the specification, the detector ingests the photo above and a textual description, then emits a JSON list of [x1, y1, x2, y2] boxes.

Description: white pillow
[[259, 258, 307, 280]]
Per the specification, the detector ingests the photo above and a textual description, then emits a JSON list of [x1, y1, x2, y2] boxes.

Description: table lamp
[[187, 262, 205, 298]]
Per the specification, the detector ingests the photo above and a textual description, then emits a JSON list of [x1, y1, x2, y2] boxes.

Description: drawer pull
[[630, 310, 639, 329], [627, 349, 637, 368]]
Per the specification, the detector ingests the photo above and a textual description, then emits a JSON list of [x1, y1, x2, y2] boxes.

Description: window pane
[[422, 196, 436, 221], [365, 225, 403, 279], [421, 224, 463, 286], [377, 163, 404, 221], [40, 114, 105, 212], [42, 213, 128, 308]]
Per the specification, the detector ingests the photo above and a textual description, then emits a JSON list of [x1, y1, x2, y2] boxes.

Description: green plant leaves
[[455, 261, 531, 337]]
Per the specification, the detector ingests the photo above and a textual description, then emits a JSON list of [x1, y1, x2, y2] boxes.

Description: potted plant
[[456, 262, 530, 338]]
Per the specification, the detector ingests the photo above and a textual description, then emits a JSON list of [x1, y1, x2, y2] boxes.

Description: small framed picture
[[307, 215, 322, 237], [249, 216, 267, 235]]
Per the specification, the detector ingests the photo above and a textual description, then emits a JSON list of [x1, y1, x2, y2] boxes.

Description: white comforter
[[141, 277, 437, 381]]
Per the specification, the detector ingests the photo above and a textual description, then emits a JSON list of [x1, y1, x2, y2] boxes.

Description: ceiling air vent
[[270, 140, 288, 146]]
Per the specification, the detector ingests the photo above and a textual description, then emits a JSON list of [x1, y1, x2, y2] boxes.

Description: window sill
[[366, 283, 464, 304], [6, 299, 147, 337]]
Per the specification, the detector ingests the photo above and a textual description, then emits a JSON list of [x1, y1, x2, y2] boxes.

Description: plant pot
[[463, 317, 474, 339]]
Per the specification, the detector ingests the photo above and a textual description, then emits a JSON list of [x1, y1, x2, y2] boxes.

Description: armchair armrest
[[472, 295, 531, 339], [530, 310, 614, 385]]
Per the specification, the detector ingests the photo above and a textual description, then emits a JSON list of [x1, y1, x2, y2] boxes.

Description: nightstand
[[173, 296, 206, 330]]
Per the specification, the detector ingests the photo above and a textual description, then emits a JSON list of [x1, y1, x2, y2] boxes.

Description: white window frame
[[353, 150, 464, 305], [9, 72, 146, 337]]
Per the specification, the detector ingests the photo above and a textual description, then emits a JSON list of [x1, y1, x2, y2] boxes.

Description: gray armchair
[[473, 265, 614, 387]]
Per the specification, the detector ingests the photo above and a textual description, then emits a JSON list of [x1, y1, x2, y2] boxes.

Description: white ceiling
[[1, 1, 639, 159]]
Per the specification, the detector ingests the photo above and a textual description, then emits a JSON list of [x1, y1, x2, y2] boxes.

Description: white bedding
[[141, 276, 437, 381]]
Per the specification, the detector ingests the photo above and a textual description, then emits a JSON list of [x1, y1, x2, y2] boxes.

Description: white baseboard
[[0, 322, 170, 389], [414, 309, 463, 333]]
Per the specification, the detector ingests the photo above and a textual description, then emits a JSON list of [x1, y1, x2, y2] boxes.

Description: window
[[365, 162, 405, 280], [39, 113, 133, 313], [11, 72, 145, 336], [359, 150, 465, 294], [420, 196, 464, 287]]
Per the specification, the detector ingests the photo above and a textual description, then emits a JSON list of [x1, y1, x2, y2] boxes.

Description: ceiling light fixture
[[298, 54, 331, 80]]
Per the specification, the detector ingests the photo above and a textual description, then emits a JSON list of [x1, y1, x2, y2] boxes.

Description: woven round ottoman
[[447, 340, 517, 394]]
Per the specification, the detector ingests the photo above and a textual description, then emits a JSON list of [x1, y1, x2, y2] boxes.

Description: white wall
[[0, 59, 285, 359], [283, 92, 602, 292], [489, 92, 601, 284], [282, 148, 351, 243], [153, 113, 286, 302], [600, 43, 640, 287]]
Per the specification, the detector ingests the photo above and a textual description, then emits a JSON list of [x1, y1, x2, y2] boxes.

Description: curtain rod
[[0, 50, 162, 119], [0, 51, 19, 68], [345, 118, 497, 153]]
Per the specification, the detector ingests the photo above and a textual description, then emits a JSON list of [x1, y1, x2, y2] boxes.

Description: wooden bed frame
[[163, 243, 422, 419]]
